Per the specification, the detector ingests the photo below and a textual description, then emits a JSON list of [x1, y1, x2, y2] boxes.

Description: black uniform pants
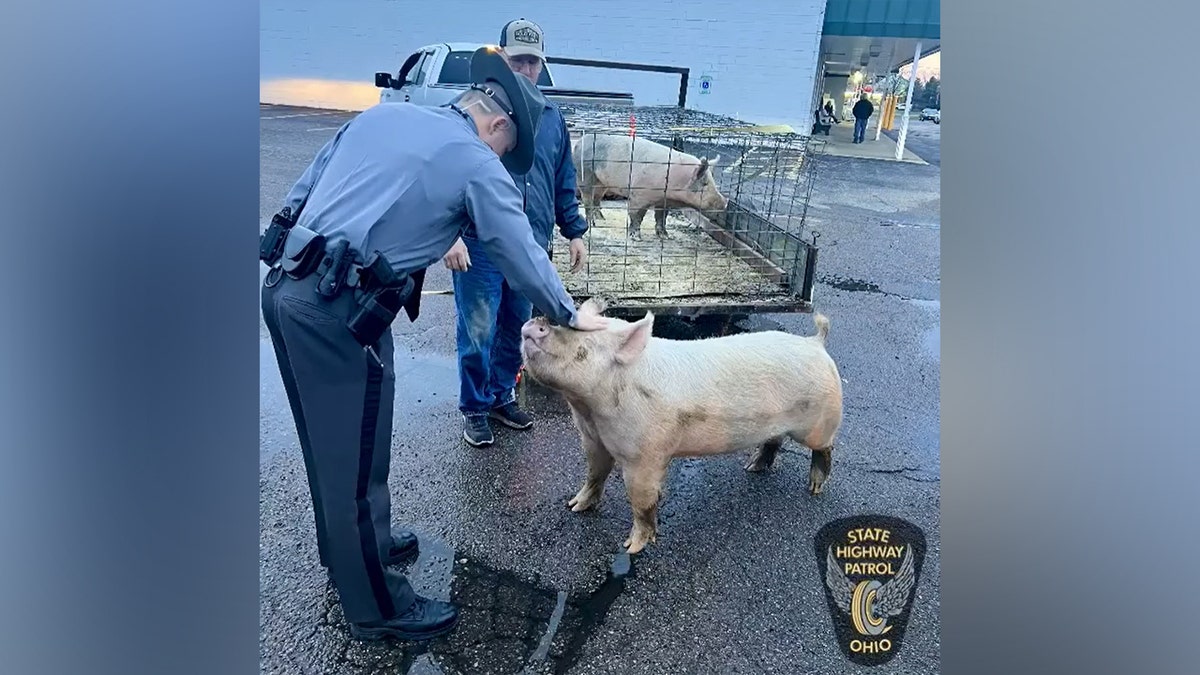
[[261, 271, 417, 624]]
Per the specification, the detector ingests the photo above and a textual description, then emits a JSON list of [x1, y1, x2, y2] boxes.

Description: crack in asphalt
[[855, 464, 940, 483]]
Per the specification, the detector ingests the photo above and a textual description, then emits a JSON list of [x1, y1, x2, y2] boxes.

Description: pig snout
[[705, 186, 729, 211], [521, 319, 549, 343]]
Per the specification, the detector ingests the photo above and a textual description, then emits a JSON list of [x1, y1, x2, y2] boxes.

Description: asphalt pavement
[[258, 103, 941, 674], [884, 115, 941, 166]]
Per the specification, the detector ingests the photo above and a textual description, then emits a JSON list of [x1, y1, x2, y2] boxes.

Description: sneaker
[[489, 401, 534, 430], [462, 414, 494, 447], [348, 595, 460, 642]]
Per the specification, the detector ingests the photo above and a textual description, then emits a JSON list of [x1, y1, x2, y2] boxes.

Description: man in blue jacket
[[443, 18, 588, 447]]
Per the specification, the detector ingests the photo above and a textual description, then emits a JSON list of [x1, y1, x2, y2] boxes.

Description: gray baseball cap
[[499, 18, 545, 61]]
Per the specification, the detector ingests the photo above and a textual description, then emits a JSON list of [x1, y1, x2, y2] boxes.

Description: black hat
[[469, 46, 545, 174]]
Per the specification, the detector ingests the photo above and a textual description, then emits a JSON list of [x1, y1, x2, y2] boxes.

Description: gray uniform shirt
[[282, 102, 579, 328]]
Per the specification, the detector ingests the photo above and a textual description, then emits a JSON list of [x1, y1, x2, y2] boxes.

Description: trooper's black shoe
[[386, 529, 420, 566], [348, 596, 460, 642], [324, 528, 419, 584], [489, 401, 534, 430], [463, 414, 494, 447]]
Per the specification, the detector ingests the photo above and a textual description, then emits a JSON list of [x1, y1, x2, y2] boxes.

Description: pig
[[573, 132, 729, 240], [519, 298, 843, 554]]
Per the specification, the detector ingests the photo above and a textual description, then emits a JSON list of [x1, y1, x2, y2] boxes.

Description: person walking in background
[[852, 94, 874, 144]]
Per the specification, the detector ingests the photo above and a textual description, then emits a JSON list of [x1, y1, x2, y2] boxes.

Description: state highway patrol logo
[[814, 515, 927, 666]]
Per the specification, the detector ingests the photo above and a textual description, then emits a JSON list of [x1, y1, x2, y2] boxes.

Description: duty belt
[[263, 227, 425, 322]]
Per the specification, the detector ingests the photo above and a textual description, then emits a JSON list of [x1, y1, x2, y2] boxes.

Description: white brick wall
[[261, 0, 826, 131]]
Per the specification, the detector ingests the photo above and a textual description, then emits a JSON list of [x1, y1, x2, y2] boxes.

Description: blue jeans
[[853, 117, 869, 142], [452, 236, 534, 415]]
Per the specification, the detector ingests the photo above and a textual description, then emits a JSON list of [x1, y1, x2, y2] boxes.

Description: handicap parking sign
[[699, 75, 713, 94]]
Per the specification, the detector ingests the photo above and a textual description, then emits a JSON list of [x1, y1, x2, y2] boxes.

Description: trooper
[[259, 46, 609, 642]]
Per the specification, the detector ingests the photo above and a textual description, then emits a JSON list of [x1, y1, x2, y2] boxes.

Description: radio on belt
[[259, 205, 297, 266]]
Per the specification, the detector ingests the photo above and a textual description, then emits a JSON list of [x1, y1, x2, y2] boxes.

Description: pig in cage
[[555, 105, 825, 322]]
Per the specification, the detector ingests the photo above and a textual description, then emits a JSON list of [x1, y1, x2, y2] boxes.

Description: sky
[[899, 51, 940, 82]]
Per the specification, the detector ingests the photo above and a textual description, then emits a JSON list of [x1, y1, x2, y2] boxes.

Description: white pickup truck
[[375, 42, 635, 112]]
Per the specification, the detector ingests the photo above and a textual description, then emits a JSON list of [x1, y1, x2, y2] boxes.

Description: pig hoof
[[623, 532, 655, 554], [568, 490, 598, 512], [745, 457, 772, 473]]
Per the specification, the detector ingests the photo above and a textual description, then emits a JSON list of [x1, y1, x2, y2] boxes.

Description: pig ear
[[615, 312, 654, 365]]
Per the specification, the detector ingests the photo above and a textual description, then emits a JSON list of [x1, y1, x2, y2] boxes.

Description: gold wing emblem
[[871, 544, 917, 617], [824, 546, 855, 614]]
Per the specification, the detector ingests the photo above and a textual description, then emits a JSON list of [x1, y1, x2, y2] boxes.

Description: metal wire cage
[[555, 104, 825, 317]]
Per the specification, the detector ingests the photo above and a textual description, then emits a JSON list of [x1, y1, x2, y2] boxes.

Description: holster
[[346, 277, 415, 349], [280, 225, 327, 280], [402, 268, 426, 322], [345, 252, 419, 348]]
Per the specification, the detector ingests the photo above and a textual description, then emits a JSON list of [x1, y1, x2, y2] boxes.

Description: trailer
[[553, 103, 824, 328]]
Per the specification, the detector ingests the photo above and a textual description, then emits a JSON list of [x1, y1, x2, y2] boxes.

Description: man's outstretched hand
[[442, 238, 471, 272], [568, 238, 587, 273]]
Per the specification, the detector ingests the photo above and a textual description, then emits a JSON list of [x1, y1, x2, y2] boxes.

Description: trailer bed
[[550, 103, 823, 320], [553, 199, 815, 318]]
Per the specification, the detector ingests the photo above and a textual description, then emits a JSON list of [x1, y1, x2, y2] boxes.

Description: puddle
[[329, 535, 637, 675], [819, 275, 885, 294], [392, 348, 458, 409]]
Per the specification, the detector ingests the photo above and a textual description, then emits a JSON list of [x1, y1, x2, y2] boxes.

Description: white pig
[[519, 298, 844, 554], [573, 132, 729, 239]]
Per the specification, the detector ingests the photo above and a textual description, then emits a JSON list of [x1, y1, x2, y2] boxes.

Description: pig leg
[[622, 457, 669, 554], [808, 446, 833, 495], [799, 413, 839, 495], [586, 186, 607, 223], [627, 206, 649, 240], [568, 435, 614, 512], [653, 206, 672, 239], [745, 437, 784, 473], [578, 182, 597, 227]]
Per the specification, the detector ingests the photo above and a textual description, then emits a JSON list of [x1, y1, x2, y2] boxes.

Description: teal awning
[[822, 0, 941, 40]]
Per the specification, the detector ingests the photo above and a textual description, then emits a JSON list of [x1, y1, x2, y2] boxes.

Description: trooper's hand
[[571, 311, 611, 331], [443, 238, 471, 271]]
